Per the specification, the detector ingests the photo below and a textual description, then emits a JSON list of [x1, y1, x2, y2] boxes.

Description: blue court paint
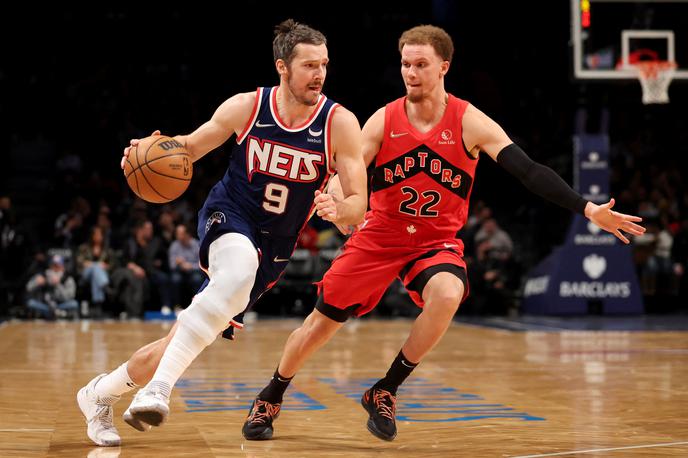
[[319, 377, 545, 422], [178, 377, 326, 413]]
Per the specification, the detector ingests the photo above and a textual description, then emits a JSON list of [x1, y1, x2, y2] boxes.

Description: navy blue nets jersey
[[222, 86, 338, 236]]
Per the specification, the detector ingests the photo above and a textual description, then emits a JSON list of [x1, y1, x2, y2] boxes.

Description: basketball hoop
[[632, 60, 677, 104]]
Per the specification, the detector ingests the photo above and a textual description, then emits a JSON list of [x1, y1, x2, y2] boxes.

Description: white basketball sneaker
[[122, 407, 152, 432], [77, 374, 121, 447], [127, 384, 170, 428]]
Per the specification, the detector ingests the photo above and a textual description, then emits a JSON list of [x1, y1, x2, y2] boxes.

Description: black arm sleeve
[[496, 143, 588, 215]]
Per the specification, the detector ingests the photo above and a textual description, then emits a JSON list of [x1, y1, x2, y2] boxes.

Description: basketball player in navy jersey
[[76, 19, 367, 447], [244, 25, 646, 441]]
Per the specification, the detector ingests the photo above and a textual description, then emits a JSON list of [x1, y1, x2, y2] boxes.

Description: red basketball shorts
[[314, 230, 469, 322]]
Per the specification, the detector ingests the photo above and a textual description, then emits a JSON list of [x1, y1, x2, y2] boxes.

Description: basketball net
[[632, 61, 676, 105]]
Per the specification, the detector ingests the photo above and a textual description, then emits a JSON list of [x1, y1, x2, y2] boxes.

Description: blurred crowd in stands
[[1, 7, 686, 320], [2, 141, 686, 319]]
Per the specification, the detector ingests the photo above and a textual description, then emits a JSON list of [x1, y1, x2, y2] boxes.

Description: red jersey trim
[[324, 103, 340, 174], [229, 319, 244, 329], [304, 174, 332, 224], [236, 88, 262, 145]]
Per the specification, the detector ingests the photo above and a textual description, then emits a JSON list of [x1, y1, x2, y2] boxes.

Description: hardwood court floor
[[0, 318, 687, 457]]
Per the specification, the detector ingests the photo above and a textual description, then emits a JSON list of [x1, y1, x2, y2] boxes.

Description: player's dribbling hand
[[585, 198, 646, 244], [314, 190, 338, 222], [120, 130, 161, 170]]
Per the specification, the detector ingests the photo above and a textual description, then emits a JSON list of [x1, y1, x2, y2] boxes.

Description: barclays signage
[[580, 151, 608, 170], [522, 243, 641, 314], [573, 221, 616, 246], [574, 136, 610, 204], [559, 254, 632, 298], [522, 134, 643, 315]]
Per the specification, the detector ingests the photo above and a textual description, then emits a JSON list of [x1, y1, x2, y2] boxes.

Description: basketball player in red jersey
[[244, 25, 645, 441]]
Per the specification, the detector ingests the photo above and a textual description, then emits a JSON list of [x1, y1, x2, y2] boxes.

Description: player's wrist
[[173, 135, 195, 162], [332, 202, 347, 225]]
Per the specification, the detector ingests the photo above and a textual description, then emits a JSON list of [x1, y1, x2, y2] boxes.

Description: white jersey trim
[[268, 86, 327, 132]]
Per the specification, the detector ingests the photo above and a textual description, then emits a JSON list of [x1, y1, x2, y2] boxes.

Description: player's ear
[[275, 59, 288, 76], [440, 60, 450, 77]]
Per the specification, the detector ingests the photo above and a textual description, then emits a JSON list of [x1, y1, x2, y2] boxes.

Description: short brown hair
[[273, 19, 327, 65], [398, 25, 454, 64]]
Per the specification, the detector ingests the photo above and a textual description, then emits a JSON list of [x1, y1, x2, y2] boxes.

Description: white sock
[[94, 362, 138, 397]]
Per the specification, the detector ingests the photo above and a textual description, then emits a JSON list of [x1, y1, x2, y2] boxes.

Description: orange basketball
[[123, 135, 192, 203]]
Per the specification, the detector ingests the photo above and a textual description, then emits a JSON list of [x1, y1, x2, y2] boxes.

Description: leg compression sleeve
[[177, 233, 259, 344], [149, 233, 258, 388]]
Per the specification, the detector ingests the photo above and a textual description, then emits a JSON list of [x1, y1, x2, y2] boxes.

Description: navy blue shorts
[[196, 201, 298, 339]]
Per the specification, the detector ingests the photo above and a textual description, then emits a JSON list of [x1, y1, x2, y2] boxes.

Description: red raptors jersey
[[368, 94, 478, 243]]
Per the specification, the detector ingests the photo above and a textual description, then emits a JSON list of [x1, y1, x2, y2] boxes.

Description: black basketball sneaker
[[242, 397, 281, 440], [361, 387, 397, 441]]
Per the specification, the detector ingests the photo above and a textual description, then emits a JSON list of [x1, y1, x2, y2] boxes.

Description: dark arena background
[[1, 2, 687, 457]]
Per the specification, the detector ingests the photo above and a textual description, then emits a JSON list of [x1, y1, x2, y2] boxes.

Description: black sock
[[372, 350, 418, 395], [258, 369, 293, 404]]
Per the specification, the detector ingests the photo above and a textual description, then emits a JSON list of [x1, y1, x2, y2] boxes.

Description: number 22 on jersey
[[399, 186, 440, 217]]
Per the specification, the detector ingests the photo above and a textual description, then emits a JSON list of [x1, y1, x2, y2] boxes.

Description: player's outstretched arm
[[462, 104, 645, 244], [314, 108, 367, 227]]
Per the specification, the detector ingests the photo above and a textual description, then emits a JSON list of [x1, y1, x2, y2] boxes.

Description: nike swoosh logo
[[308, 128, 322, 137], [255, 121, 275, 128], [443, 243, 458, 248], [390, 131, 408, 138], [273, 256, 290, 262]]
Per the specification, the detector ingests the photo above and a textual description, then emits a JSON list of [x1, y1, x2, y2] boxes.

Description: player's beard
[[287, 73, 321, 106]]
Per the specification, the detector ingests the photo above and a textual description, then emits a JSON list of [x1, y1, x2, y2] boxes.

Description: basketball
[[123, 135, 192, 203]]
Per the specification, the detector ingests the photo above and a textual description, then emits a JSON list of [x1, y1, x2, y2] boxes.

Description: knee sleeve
[[177, 233, 258, 346]]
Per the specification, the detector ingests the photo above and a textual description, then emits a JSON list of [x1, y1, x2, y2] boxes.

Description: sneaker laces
[[373, 389, 396, 421], [247, 400, 280, 425], [94, 404, 115, 430]]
